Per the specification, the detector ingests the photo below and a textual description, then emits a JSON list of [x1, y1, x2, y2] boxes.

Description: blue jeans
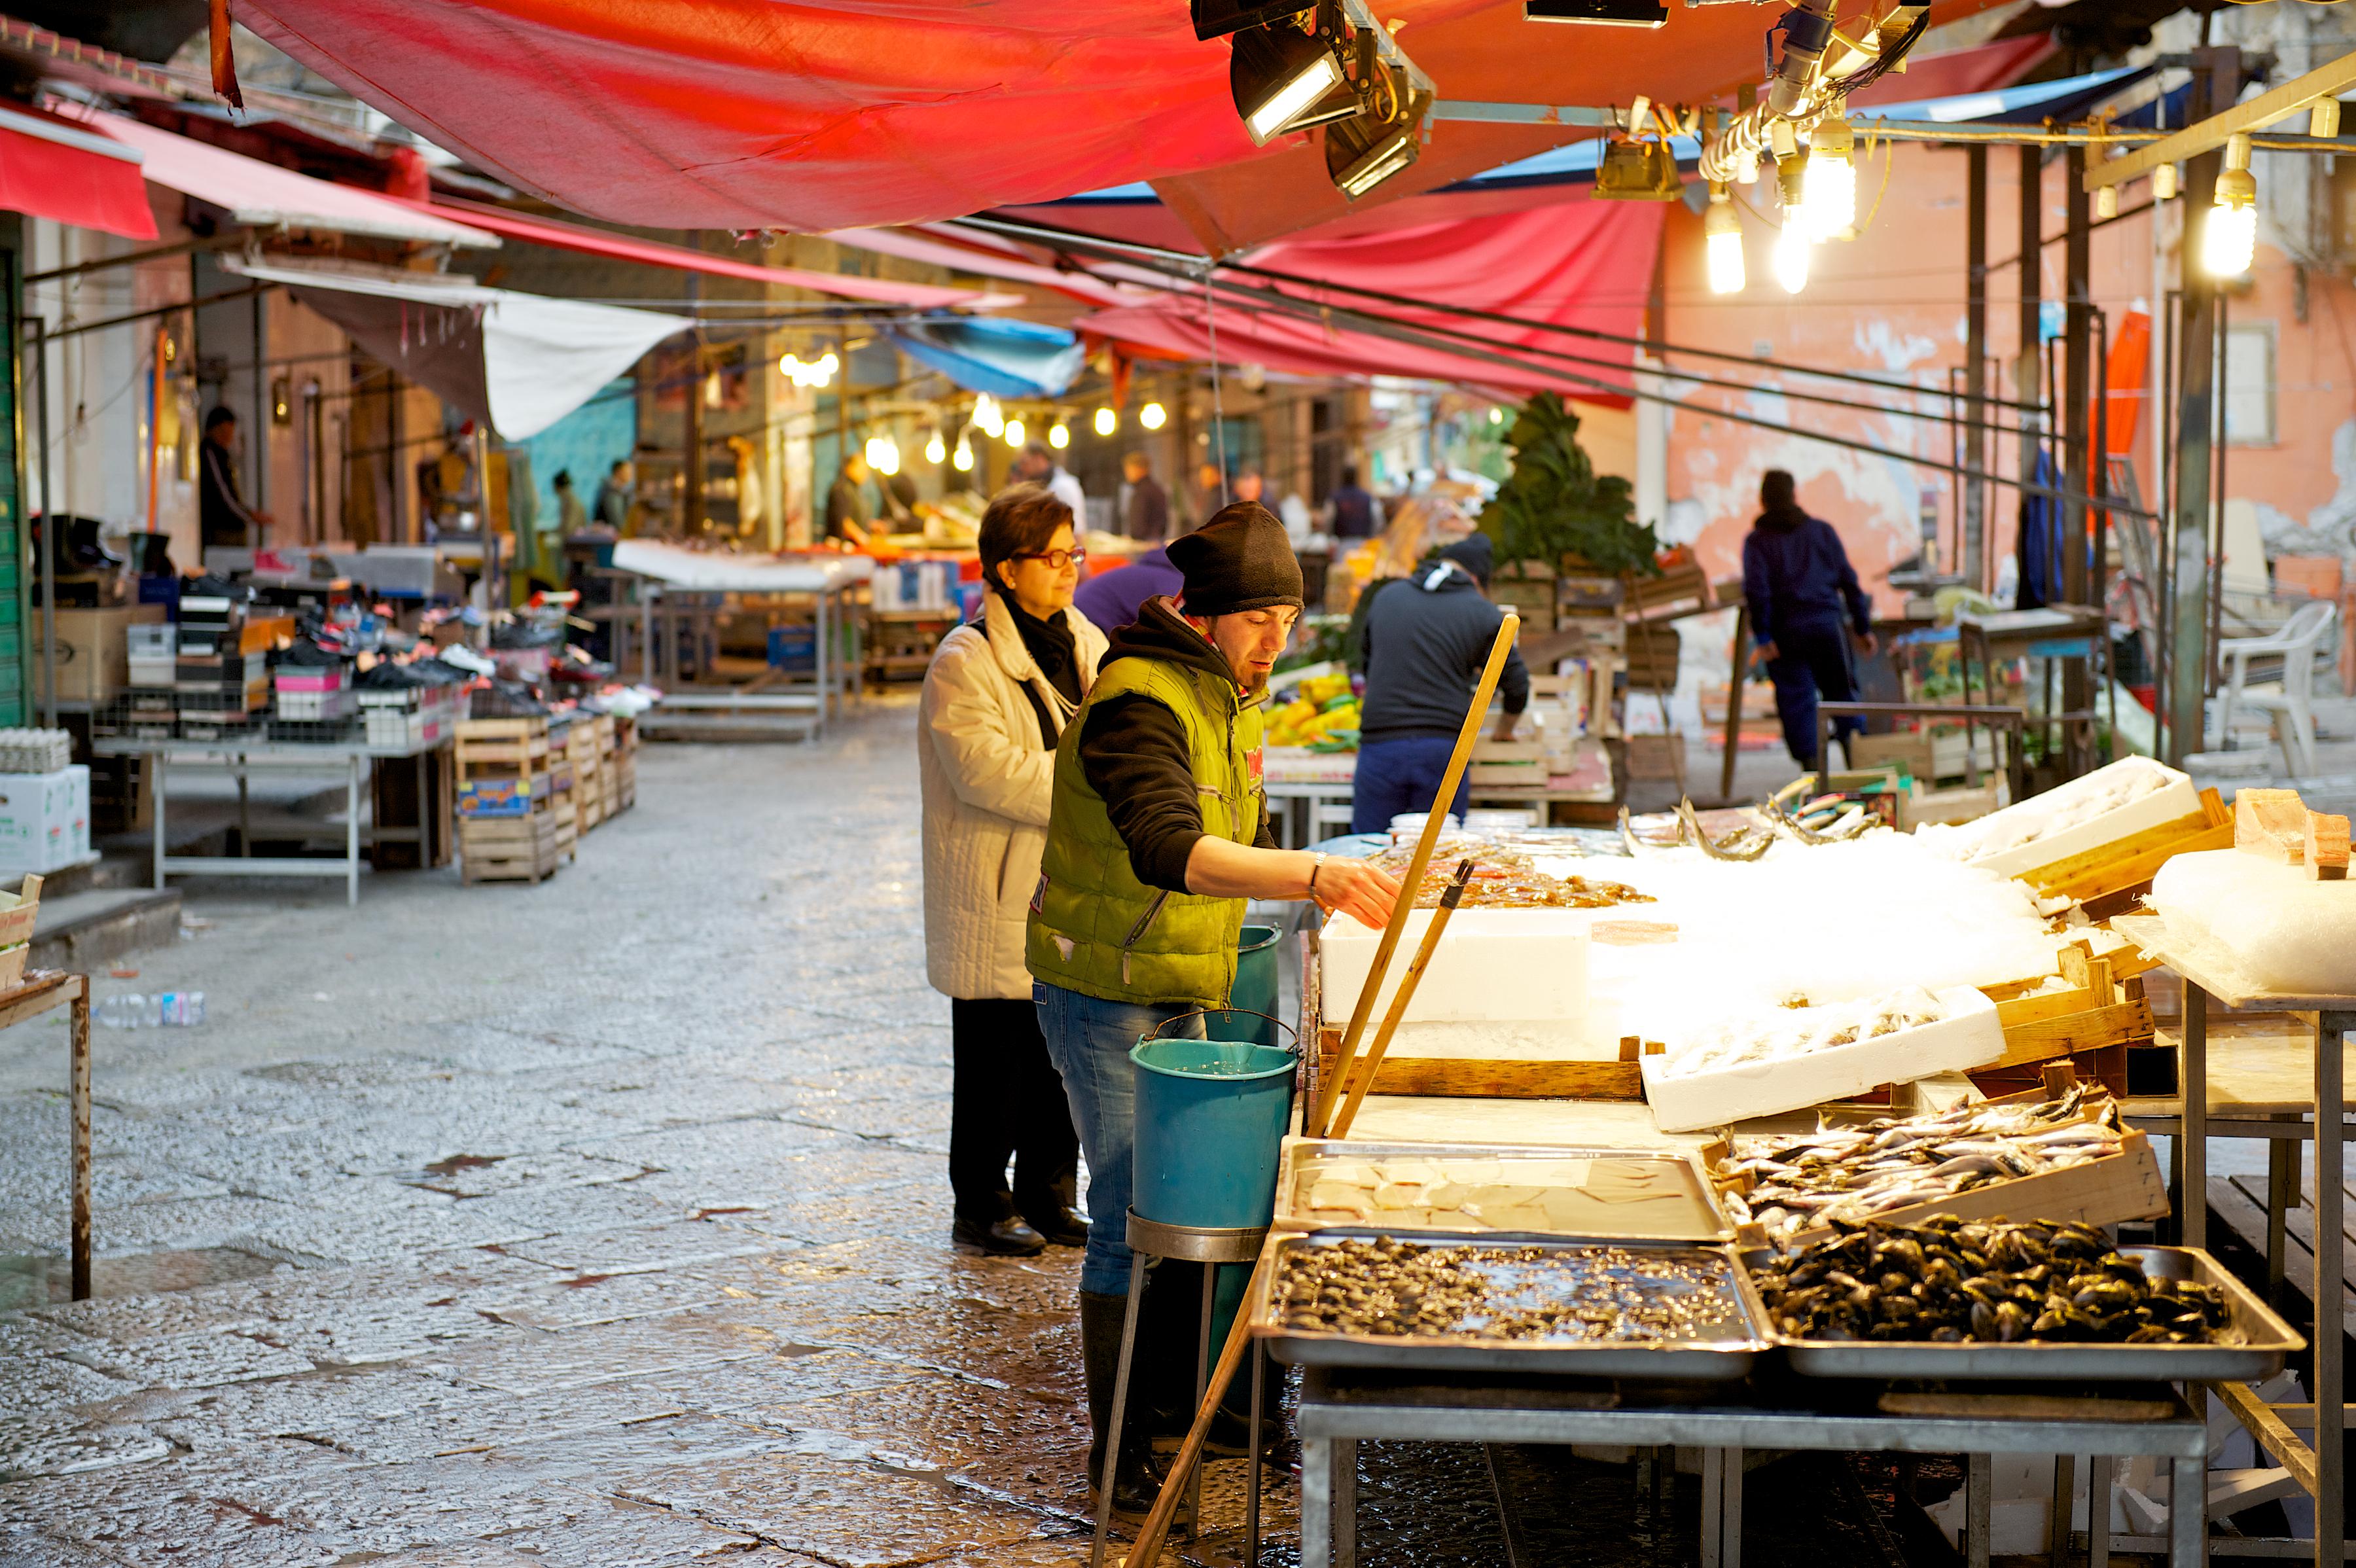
[[1034, 982, 1205, 1296], [1349, 734, 1472, 836]]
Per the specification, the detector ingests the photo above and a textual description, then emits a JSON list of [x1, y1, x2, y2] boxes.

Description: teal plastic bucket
[[1232, 925, 1283, 1048], [1130, 1020, 1296, 1231]]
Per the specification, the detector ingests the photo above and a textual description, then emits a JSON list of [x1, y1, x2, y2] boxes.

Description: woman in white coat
[[919, 484, 1107, 1256]]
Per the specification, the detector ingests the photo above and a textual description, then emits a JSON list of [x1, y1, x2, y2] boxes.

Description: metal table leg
[[346, 753, 360, 905], [2184, 981, 2209, 1250], [2270, 1131, 2295, 1306], [1090, 1261, 1151, 1568], [2050, 1452, 2076, 1568], [2169, 1454, 2205, 1568], [814, 586, 830, 737], [69, 976, 90, 1301], [1246, 1338, 1264, 1568], [1334, 1436, 1357, 1568], [1301, 1436, 1331, 1568], [2315, 1011, 2347, 1568], [1967, 1453, 1994, 1568], [2088, 1454, 2113, 1568], [1724, 1445, 1743, 1568], [236, 765, 251, 857], [1188, 1262, 1215, 1533], [1702, 1446, 1724, 1568], [151, 751, 166, 889]]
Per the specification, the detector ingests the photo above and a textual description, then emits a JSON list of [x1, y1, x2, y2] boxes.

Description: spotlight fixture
[[1522, 0, 1666, 22], [1230, 6, 1354, 146], [2095, 184, 2118, 221], [1773, 219, 1812, 295], [2313, 96, 2342, 139], [1005, 417, 1026, 448], [952, 440, 974, 473], [1325, 59, 1431, 200], [2202, 131, 2257, 279], [1800, 114, 1855, 240], [2153, 162, 2178, 202], [1190, 0, 1319, 41], [1705, 183, 1745, 295], [1139, 401, 1168, 430], [1094, 406, 1118, 437], [925, 432, 947, 465]]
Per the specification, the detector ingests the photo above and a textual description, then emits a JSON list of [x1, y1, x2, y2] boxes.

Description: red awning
[[1080, 200, 1662, 404], [0, 103, 155, 240], [232, 0, 2013, 238], [1844, 34, 2059, 110], [401, 194, 1015, 309]]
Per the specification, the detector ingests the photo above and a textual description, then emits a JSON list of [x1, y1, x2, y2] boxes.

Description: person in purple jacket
[[1741, 469, 1878, 769], [1070, 544, 1183, 633]]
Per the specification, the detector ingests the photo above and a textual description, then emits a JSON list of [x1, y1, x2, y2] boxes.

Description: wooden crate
[[1313, 1025, 1645, 1101], [2015, 787, 2234, 908], [1969, 941, 2156, 1096], [459, 813, 560, 885], [1621, 623, 1682, 693], [455, 717, 552, 767]]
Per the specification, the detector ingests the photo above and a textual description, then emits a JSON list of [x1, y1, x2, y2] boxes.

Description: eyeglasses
[[1013, 546, 1087, 569]]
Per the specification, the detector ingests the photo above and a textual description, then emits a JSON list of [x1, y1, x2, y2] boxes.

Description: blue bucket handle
[[1145, 1008, 1298, 1058]]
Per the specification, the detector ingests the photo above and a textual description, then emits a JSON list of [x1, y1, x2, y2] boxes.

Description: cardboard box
[[34, 607, 166, 705], [0, 766, 90, 872]]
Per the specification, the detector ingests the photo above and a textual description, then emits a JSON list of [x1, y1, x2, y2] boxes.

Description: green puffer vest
[[1026, 655, 1265, 1008]]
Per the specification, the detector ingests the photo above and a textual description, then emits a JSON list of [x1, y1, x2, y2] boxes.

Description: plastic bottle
[[154, 991, 205, 1027], [96, 993, 145, 1029]]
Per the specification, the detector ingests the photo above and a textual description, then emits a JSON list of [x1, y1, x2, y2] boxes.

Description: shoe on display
[[951, 1215, 1047, 1256]]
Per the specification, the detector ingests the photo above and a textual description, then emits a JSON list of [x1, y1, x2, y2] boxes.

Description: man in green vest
[[1028, 502, 1399, 1518]]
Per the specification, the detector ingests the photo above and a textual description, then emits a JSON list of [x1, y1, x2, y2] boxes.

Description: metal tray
[[1250, 1229, 1772, 1380], [1762, 1246, 2304, 1381], [1274, 1139, 1730, 1241]]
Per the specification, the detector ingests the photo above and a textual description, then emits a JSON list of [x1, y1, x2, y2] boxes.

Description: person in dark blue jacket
[[1741, 469, 1877, 768]]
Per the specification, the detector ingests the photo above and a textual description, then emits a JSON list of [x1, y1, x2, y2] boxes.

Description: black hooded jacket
[[1077, 597, 1277, 894], [1356, 559, 1530, 743]]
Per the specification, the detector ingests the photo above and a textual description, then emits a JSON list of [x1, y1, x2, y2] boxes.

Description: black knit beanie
[[1168, 503, 1303, 616], [1439, 532, 1493, 586]]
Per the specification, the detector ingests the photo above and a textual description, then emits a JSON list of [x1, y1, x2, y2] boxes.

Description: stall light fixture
[[952, 440, 974, 473], [974, 393, 1005, 436], [1005, 417, 1026, 448], [925, 432, 947, 464], [2095, 184, 2118, 220], [1048, 420, 1070, 450], [1231, 8, 1354, 146], [1326, 77, 1430, 199], [2153, 162, 2178, 201], [1704, 183, 1745, 296], [865, 434, 901, 476], [1139, 401, 1168, 430], [1487, 406, 1504, 424], [1800, 114, 1855, 241], [1094, 406, 1118, 436], [1772, 219, 1811, 294], [2202, 132, 2258, 278], [2313, 96, 2343, 140], [780, 351, 837, 388]]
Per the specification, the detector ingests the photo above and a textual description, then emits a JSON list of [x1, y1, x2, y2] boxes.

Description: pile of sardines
[[1721, 1086, 2125, 1239], [1274, 1235, 1748, 1344], [1751, 1215, 2232, 1345]]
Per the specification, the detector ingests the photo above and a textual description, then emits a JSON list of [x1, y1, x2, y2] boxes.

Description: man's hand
[[1753, 641, 1779, 667], [1492, 714, 1520, 743], [1313, 856, 1402, 929], [1853, 630, 1878, 656]]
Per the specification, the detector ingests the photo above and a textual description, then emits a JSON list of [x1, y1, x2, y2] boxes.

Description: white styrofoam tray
[[1961, 762, 2198, 878], [1320, 906, 1590, 1026], [1639, 985, 2005, 1134]]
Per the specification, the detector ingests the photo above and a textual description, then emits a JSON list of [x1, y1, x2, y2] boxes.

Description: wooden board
[[1993, 998, 2156, 1069], [1312, 1053, 1645, 1100], [2020, 789, 2234, 903]]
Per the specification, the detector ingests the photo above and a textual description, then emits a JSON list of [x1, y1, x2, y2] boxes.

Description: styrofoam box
[[0, 766, 90, 872], [1966, 762, 2199, 878], [1639, 985, 2005, 1134], [1320, 906, 1590, 1027]]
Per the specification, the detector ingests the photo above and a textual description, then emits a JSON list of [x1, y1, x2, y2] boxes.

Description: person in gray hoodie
[[1349, 532, 1529, 835]]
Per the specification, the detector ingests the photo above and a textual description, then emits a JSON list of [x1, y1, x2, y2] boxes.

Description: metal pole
[[2166, 50, 2237, 765], [2062, 143, 2094, 774], [2018, 143, 2043, 575], [1965, 145, 1990, 591], [2313, 1011, 2347, 1568], [69, 975, 90, 1300], [30, 313, 54, 730]]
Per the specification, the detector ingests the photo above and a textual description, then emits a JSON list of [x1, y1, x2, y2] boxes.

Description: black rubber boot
[[1079, 1289, 1165, 1522], [1139, 1259, 1283, 1459]]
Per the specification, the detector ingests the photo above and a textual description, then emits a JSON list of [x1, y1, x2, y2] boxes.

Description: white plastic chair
[[2216, 599, 2338, 775]]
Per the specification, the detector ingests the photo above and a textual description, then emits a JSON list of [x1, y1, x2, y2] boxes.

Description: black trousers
[[949, 996, 1082, 1224], [1765, 622, 1863, 768]]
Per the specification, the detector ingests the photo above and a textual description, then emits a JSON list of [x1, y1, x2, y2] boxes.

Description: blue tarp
[[886, 315, 1085, 399]]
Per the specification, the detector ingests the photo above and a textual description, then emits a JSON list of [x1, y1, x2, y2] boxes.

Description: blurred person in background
[[1119, 451, 1169, 544], [1325, 462, 1381, 540], [1742, 468, 1876, 768]]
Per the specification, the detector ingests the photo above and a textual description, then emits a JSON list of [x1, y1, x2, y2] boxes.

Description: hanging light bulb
[[1800, 115, 1855, 241], [1773, 219, 1812, 295], [1139, 401, 1168, 431], [1705, 183, 1746, 296], [1005, 417, 1026, 448], [1487, 406, 1504, 425], [974, 393, 1003, 437], [2203, 131, 2258, 278], [924, 431, 947, 465], [952, 439, 974, 473], [1048, 420, 1070, 450], [1094, 406, 1118, 437], [2152, 162, 2178, 202], [2095, 184, 2118, 221]]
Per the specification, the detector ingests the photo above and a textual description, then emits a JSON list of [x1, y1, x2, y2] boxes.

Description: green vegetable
[[1478, 392, 1659, 578]]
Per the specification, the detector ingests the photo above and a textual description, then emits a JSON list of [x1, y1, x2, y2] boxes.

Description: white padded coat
[[919, 592, 1107, 1000]]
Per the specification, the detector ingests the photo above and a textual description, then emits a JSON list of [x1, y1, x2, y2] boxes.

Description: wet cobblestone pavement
[[0, 701, 1941, 1568]]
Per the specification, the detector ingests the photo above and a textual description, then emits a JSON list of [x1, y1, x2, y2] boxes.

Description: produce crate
[[454, 717, 551, 766], [1968, 939, 2158, 1097], [2015, 786, 2234, 914], [459, 813, 560, 884]]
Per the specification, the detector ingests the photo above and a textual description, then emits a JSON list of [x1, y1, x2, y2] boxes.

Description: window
[[2223, 322, 2276, 446]]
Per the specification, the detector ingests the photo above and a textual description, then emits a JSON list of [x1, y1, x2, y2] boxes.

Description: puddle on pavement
[[0, 1246, 279, 1311]]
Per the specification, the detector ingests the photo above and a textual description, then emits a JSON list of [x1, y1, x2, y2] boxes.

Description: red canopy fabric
[[0, 105, 155, 240], [1080, 199, 1662, 405], [233, 0, 2010, 236], [1844, 34, 2059, 110]]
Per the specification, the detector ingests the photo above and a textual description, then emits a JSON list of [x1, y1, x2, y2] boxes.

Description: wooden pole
[[1329, 860, 1474, 1141], [1310, 611, 1518, 1136], [1120, 1256, 1267, 1568]]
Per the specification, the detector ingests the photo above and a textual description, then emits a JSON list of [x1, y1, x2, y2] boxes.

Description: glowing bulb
[[2203, 133, 2258, 278], [952, 441, 974, 473], [1704, 185, 1745, 296], [1005, 418, 1026, 448], [863, 435, 900, 476], [1487, 407, 1503, 425], [1094, 406, 1117, 437], [1773, 219, 1812, 295], [1048, 420, 1069, 450], [817, 351, 838, 376], [1139, 401, 1168, 431], [925, 432, 946, 464], [974, 394, 1003, 437], [1800, 116, 1855, 241]]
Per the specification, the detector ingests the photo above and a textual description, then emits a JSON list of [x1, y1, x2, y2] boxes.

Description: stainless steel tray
[[1274, 1139, 1730, 1241], [1764, 1246, 2304, 1381], [1250, 1229, 1772, 1380]]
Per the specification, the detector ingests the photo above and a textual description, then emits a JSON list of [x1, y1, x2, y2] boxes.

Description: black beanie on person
[[1438, 533, 1493, 586], [1168, 502, 1304, 616]]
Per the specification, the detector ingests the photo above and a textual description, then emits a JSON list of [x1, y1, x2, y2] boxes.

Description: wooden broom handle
[[1311, 611, 1518, 1136], [1329, 859, 1474, 1141]]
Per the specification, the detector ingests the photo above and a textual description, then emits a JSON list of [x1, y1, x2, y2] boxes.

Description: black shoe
[[1020, 1205, 1090, 1249], [1080, 1290, 1169, 1524], [952, 1215, 1046, 1256]]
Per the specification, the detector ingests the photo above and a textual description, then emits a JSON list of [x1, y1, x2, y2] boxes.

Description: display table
[[2109, 913, 2353, 1568]]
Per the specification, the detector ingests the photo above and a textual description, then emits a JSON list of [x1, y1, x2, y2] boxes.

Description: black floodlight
[[1523, 0, 1669, 27], [1192, 0, 1315, 41], [1325, 67, 1431, 199], [1230, 12, 1354, 146]]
